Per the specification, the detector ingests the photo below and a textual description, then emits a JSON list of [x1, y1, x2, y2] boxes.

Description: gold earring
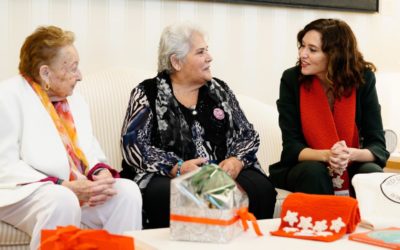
[[44, 82, 50, 91]]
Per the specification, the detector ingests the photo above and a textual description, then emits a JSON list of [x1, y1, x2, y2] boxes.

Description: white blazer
[[0, 76, 107, 207]]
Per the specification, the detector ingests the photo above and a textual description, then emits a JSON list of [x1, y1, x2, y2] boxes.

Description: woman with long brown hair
[[270, 18, 389, 196]]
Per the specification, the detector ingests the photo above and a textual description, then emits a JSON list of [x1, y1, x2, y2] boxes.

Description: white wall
[[1, 0, 400, 149]]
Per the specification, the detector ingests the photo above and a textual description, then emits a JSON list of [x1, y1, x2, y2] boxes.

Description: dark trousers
[[286, 160, 383, 196], [142, 168, 277, 229]]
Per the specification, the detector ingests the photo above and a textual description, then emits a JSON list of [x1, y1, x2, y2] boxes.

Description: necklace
[[189, 105, 197, 115]]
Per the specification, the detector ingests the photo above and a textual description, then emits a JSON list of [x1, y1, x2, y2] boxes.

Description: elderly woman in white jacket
[[0, 26, 142, 249]]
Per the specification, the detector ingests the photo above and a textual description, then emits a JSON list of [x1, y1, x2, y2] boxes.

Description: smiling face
[[176, 32, 213, 85], [41, 45, 82, 101], [298, 30, 328, 82]]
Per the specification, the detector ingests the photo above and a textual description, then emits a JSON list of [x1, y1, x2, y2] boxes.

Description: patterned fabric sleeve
[[121, 86, 180, 176], [217, 80, 261, 169]]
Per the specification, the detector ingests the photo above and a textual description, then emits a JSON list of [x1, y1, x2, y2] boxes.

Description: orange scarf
[[25, 76, 89, 180], [300, 77, 359, 195]]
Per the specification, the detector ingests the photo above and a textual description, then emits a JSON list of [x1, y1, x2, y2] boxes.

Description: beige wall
[[1, 0, 400, 150]]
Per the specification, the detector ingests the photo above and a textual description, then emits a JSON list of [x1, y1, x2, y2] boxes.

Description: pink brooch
[[213, 108, 225, 120]]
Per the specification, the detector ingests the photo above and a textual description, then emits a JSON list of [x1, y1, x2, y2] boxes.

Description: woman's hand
[[89, 169, 117, 206], [93, 168, 113, 179], [219, 157, 244, 179], [328, 140, 350, 172], [171, 158, 207, 177], [62, 175, 116, 207]]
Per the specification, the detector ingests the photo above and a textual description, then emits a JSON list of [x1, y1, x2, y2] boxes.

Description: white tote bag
[[352, 173, 400, 229]]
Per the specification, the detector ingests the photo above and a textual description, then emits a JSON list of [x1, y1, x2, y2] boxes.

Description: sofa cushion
[[76, 68, 153, 170], [0, 220, 90, 249], [0, 221, 30, 247], [273, 188, 292, 218], [235, 95, 289, 218], [235, 94, 282, 173]]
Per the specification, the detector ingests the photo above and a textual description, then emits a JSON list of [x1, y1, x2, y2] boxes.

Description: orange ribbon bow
[[236, 207, 263, 236]]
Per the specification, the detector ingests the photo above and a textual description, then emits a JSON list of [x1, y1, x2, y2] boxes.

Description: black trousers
[[286, 160, 383, 196], [142, 168, 277, 229]]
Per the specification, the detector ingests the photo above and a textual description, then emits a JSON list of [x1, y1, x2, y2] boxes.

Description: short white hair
[[157, 23, 205, 73]]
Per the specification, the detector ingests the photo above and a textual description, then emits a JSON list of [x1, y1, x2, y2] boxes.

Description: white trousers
[[0, 178, 142, 250]]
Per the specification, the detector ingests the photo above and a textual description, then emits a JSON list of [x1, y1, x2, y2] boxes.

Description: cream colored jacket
[[0, 76, 106, 207]]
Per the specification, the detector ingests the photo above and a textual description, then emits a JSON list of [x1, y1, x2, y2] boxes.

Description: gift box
[[170, 164, 261, 243]]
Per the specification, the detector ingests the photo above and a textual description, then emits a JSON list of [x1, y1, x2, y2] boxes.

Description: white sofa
[[0, 68, 289, 249]]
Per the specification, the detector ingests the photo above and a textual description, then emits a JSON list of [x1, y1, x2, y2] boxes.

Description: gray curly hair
[[157, 23, 205, 73]]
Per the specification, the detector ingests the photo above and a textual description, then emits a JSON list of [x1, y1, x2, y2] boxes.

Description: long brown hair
[[297, 18, 375, 98], [19, 26, 74, 83]]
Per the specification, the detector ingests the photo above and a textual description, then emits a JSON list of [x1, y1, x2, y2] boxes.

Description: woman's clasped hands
[[62, 169, 117, 207], [328, 140, 351, 175]]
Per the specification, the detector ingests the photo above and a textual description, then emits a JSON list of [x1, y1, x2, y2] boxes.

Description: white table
[[124, 219, 382, 250]]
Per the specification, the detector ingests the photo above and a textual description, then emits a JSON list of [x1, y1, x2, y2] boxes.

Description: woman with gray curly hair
[[120, 23, 276, 228]]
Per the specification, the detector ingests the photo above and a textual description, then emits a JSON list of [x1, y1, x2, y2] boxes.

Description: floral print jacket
[[121, 71, 264, 189]]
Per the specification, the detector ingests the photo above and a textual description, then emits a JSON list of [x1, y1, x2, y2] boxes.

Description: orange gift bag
[[271, 193, 360, 242], [40, 225, 134, 250]]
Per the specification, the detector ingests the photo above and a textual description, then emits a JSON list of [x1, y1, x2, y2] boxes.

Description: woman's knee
[[143, 176, 170, 204], [287, 161, 333, 194], [289, 161, 329, 180], [348, 162, 383, 181], [114, 178, 143, 208], [40, 185, 81, 218], [237, 169, 276, 194], [356, 162, 383, 174], [142, 176, 170, 228], [236, 169, 276, 219]]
